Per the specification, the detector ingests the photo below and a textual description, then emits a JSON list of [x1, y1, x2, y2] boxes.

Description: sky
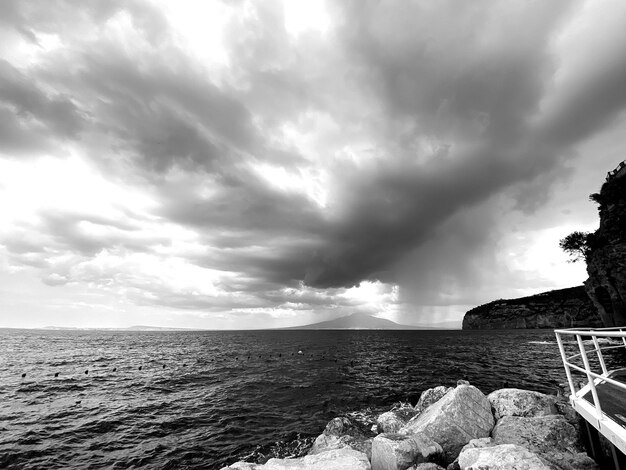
[[1, 0, 626, 329]]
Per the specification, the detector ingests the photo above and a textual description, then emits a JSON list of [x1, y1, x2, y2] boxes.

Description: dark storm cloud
[[0, 0, 255, 172], [0, 60, 85, 156], [34, 42, 259, 176], [3, 0, 626, 318], [295, 0, 626, 292]]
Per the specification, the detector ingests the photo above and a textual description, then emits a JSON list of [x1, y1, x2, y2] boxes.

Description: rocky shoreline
[[221, 381, 596, 470]]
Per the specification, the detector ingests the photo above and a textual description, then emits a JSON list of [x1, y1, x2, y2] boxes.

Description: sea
[[1, 328, 623, 470]]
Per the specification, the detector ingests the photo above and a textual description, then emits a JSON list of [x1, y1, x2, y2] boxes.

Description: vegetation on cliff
[[560, 172, 626, 265]]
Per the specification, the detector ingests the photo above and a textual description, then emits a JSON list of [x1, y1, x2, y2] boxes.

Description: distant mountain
[[285, 313, 458, 330], [41, 325, 199, 331], [125, 325, 197, 331]]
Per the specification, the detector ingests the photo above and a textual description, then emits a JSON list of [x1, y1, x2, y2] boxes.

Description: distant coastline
[[2, 316, 461, 331], [13, 325, 202, 332]]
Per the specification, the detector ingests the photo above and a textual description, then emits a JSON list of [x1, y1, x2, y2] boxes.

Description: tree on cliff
[[559, 231, 592, 262]]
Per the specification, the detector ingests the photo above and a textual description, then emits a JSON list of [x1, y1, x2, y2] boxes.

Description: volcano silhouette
[[287, 313, 415, 330]]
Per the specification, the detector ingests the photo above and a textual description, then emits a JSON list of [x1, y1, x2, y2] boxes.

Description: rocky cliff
[[462, 286, 602, 330], [584, 168, 626, 326]]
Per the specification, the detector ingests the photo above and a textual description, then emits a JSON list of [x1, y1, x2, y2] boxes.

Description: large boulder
[[488, 388, 557, 420], [458, 444, 551, 470], [309, 417, 372, 459], [491, 415, 579, 454], [221, 448, 371, 470], [371, 433, 442, 470], [399, 385, 495, 463], [492, 415, 598, 469]]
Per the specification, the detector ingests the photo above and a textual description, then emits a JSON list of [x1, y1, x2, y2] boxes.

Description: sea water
[[1, 329, 621, 469]]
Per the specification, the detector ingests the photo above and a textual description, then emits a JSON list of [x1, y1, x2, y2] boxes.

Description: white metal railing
[[554, 327, 626, 423]]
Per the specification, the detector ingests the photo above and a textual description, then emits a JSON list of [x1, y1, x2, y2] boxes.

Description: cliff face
[[584, 170, 626, 326], [462, 286, 602, 330]]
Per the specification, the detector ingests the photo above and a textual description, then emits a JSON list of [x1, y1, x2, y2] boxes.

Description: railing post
[[576, 334, 603, 420], [592, 336, 609, 376], [621, 328, 626, 349], [555, 331, 576, 398]]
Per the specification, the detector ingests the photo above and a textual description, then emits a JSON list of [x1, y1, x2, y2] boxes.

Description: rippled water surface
[[1, 329, 623, 469]]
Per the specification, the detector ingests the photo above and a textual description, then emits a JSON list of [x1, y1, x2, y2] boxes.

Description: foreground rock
[[224, 383, 598, 470], [492, 415, 579, 454], [399, 385, 494, 463], [491, 415, 597, 469], [309, 417, 372, 459], [371, 433, 442, 470], [221, 448, 370, 470], [458, 443, 551, 470], [488, 388, 557, 420]]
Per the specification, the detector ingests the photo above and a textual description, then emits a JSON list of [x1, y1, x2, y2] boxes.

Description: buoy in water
[[297, 350, 303, 355], [139, 366, 142, 371], [112, 367, 117, 372], [162, 364, 166, 369], [84, 370, 89, 375], [21, 373, 26, 378], [54, 372, 59, 377]]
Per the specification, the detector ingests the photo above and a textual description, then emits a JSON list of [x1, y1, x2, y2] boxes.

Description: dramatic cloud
[[1, 0, 625, 328]]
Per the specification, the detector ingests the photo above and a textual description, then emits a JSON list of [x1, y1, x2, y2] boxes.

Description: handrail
[[565, 344, 626, 362], [555, 327, 626, 423], [554, 329, 626, 338]]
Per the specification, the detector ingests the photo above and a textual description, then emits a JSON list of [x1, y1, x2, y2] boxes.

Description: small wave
[[16, 383, 48, 393], [239, 432, 316, 464]]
